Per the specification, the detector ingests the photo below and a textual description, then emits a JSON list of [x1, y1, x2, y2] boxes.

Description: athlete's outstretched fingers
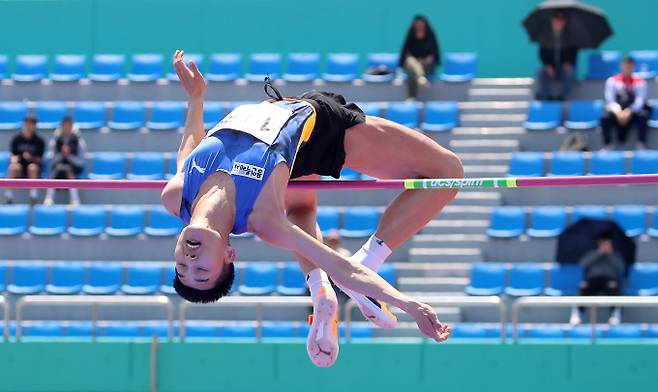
[[189, 60, 201, 76]]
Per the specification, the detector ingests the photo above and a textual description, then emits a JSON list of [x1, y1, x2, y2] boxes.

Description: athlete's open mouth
[[186, 240, 201, 249]]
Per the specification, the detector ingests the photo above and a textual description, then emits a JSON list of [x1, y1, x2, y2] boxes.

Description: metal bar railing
[[344, 296, 505, 341], [512, 296, 658, 342], [0, 296, 8, 340], [15, 295, 174, 341], [179, 296, 311, 341]]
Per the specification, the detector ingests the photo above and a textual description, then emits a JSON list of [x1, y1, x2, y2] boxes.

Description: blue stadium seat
[[527, 206, 567, 237], [630, 50, 658, 79], [340, 323, 373, 339], [450, 323, 488, 338], [421, 101, 458, 132], [108, 101, 145, 130], [106, 205, 145, 236], [51, 54, 86, 81], [167, 53, 204, 81], [317, 207, 340, 236], [625, 264, 658, 296], [83, 263, 122, 294], [284, 53, 320, 82], [128, 152, 165, 180], [0, 264, 6, 292], [277, 262, 306, 295], [0, 101, 28, 130], [13, 55, 48, 82], [525, 325, 566, 339], [29, 205, 67, 236], [66, 321, 93, 337], [650, 99, 658, 128], [100, 322, 140, 338], [545, 264, 583, 296], [145, 206, 182, 236], [22, 322, 63, 338], [504, 263, 545, 296], [362, 53, 398, 82], [0, 152, 7, 177], [261, 322, 297, 338], [336, 167, 360, 180], [185, 322, 220, 338], [486, 207, 525, 238], [128, 54, 163, 82], [612, 205, 646, 237], [0, 55, 7, 79], [160, 268, 175, 294], [141, 322, 176, 339], [239, 262, 278, 295], [508, 152, 544, 177], [607, 324, 642, 339], [89, 152, 126, 179], [590, 151, 625, 175], [564, 100, 603, 130], [571, 205, 607, 222], [147, 101, 186, 130], [72, 101, 106, 129], [35, 101, 68, 129], [89, 54, 125, 82], [203, 101, 224, 129], [323, 53, 359, 82], [386, 102, 420, 128], [221, 323, 257, 339], [8, 264, 46, 294], [378, 263, 397, 286], [166, 157, 177, 180], [648, 211, 658, 238], [122, 265, 162, 295], [465, 263, 506, 296], [356, 102, 382, 117], [46, 264, 84, 294], [568, 325, 604, 339], [245, 53, 281, 82], [207, 53, 242, 82], [549, 152, 585, 176], [441, 52, 477, 82], [646, 325, 658, 338], [586, 51, 621, 80], [68, 205, 105, 236], [0, 205, 29, 235], [524, 101, 562, 130], [631, 150, 658, 174], [340, 207, 379, 238]]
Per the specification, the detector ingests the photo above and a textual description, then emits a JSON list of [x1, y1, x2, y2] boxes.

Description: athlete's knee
[[422, 150, 463, 180]]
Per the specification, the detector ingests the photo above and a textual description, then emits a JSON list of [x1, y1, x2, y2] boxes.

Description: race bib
[[210, 103, 293, 145]]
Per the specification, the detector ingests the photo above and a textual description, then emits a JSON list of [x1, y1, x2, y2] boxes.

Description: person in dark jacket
[[535, 11, 578, 101], [5, 115, 45, 204], [399, 15, 440, 99], [570, 231, 625, 325], [43, 116, 85, 205]]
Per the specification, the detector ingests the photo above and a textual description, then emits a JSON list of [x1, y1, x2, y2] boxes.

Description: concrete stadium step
[[468, 88, 533, 101], [471, 78, 534, 87], [449, 191, 501, 206], [409, 247, 482, 263], [458, 101, 529, 115], [451, 127, 526, 138], [462, 164, 509, 177], [458, 152, 510, 166], [449, 139, 520, 153], [397, 276, 470, 292], [393, 262, 471, 278], [422, 219, 490, 234], [437, 205, 493, 220], [412, 234, 488, 249], [459, 113, 527, 128]]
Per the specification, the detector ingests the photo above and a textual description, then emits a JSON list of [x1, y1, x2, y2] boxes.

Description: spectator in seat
[[324, 229, 350, 258], [570, 231, 624, 325], [5, 115, 45, 204], [535, 11, 578, 101], [600, 57, 650, 150], [399, 15, 440, 100], [43, 116, 85, 206]]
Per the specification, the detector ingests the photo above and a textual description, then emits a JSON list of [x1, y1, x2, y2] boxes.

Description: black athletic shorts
[[290, 91, 366, 179]]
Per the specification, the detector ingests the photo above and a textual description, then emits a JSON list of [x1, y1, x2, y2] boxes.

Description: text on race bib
[[211, 103, 293, 145]]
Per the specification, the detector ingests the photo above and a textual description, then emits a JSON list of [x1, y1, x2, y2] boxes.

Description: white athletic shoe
[[337, 284, 397, 329], [306, 286, 339, 368]]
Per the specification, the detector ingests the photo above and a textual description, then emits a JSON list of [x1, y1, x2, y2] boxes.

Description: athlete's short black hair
[[173, 263, 235, 303], [623, 56, 635, 65]]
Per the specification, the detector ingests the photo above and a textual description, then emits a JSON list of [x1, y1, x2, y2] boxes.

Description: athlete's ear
[[224, 245, 236, 264]]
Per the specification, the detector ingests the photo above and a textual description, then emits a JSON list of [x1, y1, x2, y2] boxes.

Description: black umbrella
[[556, 218, 636, 274], [523, 0, 613, 49]]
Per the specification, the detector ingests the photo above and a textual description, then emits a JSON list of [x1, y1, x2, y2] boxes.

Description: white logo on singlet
[[190, 158, 206, 174]]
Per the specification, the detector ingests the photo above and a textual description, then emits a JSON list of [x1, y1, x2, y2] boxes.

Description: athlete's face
[[174, 225, 235, 290]]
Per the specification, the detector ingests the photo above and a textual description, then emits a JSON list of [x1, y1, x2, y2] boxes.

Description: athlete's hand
[[173, 50, 206, 99], [404, 300, 451, 342]]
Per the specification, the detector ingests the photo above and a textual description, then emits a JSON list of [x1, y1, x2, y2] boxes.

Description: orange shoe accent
[[307, 314, 314, 325]]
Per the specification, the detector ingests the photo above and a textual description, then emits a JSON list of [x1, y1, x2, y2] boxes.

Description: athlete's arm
[[251, 213, 450, 342], [173, 49, 206, 169]]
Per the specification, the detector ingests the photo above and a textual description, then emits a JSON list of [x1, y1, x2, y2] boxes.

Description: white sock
[[351, 235, 392, 272], [69, 188, 80, 204], [44, 188, 55, 201], [306, 268, 331, 299], [4, 190, 13, 200], [29, 189, 38, 199]]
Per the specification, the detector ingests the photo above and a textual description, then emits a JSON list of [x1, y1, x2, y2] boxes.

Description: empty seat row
[[488, 205, 658, 238], [508, 151, 658, 177], [0, 262, 397, 296], [586, 50, 658, 80], [0, 52, 477, 83], [0, 100, 459, 131], [452, 323, 658, 339], [465, 263, 658, 297]]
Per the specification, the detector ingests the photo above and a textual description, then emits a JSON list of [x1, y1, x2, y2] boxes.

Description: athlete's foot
[[336, 284, 397, 329], [307, 286, 339, 368]]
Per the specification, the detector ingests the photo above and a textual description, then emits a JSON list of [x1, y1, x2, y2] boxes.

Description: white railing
[[512, 296, 658, 341], [345, 295, 506, 341], [15, 295, 174, 340], [0, 296, 8, 340]]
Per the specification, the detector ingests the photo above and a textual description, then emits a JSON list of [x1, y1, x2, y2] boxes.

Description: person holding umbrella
[[535, 11, 578, 101]]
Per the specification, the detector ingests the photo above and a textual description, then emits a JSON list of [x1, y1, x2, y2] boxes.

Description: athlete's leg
[[344, 115, 463, 249]]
